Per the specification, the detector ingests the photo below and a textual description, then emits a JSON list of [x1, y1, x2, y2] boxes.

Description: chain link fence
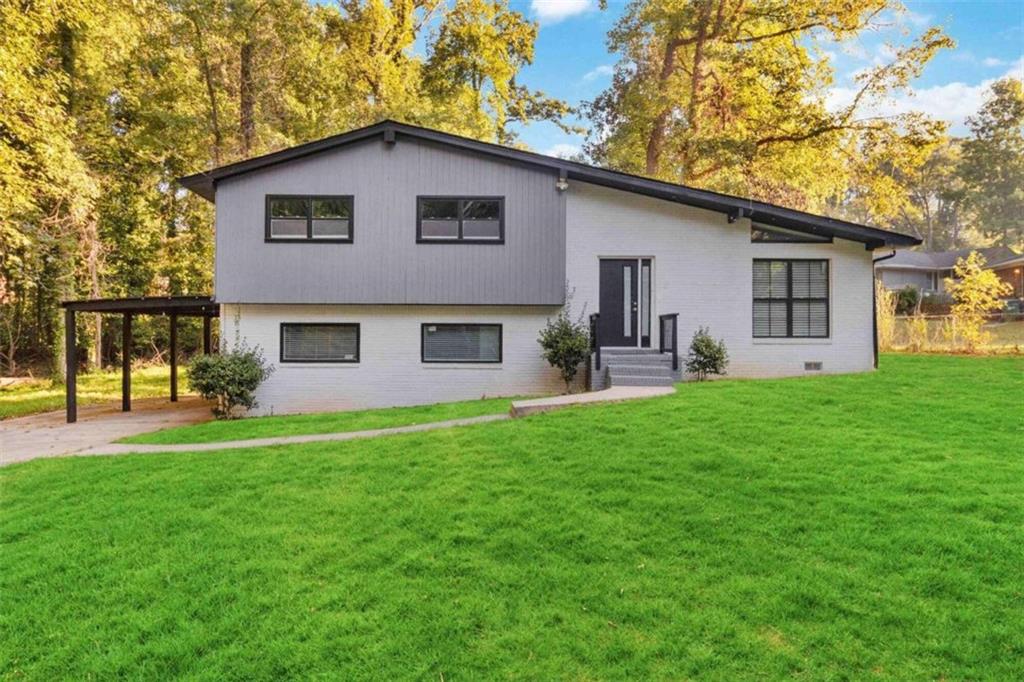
[[885, 313, 1024, 352]]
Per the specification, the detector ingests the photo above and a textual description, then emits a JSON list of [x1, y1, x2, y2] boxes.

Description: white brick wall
[[565, 182, 875, 378], [220, 304, 566, 415]]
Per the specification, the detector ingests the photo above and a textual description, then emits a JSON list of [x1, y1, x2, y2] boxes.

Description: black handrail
[[659, 313, 679, 371], [589, 312, 601, 371]]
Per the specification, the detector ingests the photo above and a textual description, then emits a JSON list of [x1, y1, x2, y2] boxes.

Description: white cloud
[[982, 57, 1007, 67], [901, 9, 932, 27], [826, 58, 1024, 135], [530, 0, 594, 24], [582, 64, 615, 82], [543, 142, 581, 159]]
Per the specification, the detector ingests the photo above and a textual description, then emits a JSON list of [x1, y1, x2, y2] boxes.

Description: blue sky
[[507, 0, 1024, 157]]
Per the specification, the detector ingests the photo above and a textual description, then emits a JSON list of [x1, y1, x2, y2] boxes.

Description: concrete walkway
[[510, 385, 675, 417], [1, 396, 213, 466], [2, 386, 674, 466], [81, 414, 509, 457]]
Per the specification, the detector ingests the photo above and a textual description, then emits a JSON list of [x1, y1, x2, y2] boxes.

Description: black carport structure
[[60, 296, 219, 424]]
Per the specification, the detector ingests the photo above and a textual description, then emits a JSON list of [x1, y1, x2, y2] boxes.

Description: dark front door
[[599, 259, 639, 346]]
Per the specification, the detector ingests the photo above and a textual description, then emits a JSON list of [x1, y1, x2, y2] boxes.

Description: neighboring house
[[179, 120, 919, 414], [875, 246, 1020, 297], [988, 253, 1024, 300]]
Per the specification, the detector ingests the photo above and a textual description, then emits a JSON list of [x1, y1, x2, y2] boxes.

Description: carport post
[[202, 315, 212, 354], [65, 308, 77, 423], [122, 313, 132, 412], [169, 313, 178, 402]]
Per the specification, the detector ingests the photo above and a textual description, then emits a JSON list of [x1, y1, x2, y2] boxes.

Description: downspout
[[872, 250, 897, 369]]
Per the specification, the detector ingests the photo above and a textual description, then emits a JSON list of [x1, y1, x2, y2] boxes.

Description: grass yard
[[121, 396, 523, 445], [0, 365, 179, 420], [2, 355, 1022, 679]]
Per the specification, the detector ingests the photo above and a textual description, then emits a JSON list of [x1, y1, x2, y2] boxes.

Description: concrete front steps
[[595, 348, 681, 388]]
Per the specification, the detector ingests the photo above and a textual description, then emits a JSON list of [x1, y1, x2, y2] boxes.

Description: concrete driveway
[[1, 396, 213, 466]]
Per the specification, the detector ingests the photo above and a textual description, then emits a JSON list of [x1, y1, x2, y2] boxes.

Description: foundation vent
[[804, 361, 823, 371]]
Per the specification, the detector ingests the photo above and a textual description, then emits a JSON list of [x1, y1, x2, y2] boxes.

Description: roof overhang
[[989, 255, 1024, 269], [61, 296, 218, 316], [178, 120, 922, 250]]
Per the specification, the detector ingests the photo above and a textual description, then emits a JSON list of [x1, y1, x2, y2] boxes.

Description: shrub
[[187, 344, 273, 419], [685, 327, 728, 381], [944, 252, 1013, 353], [538, 304, 591, 393], [906, 314, 930, 352], [875, 279, 897, 352], [895, 285, 920, 315]]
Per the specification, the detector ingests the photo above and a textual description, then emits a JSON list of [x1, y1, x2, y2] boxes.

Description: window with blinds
[[417, 197, 504, 243], [753, 260, 829, 338], [421, 324, 502, 363], [266, 195, 353, 242], [280, 323, 359, 362]]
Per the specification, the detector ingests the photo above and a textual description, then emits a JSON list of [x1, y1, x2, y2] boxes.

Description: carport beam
[[65, 308, 77, 424], [170, 313, 178, 402], [122, 313, 132, 412]]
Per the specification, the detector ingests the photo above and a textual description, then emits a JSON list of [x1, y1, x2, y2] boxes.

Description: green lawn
[[121, 396, 522, 445], [2, 355, 1022, 679], [0, 365, 179, 420]]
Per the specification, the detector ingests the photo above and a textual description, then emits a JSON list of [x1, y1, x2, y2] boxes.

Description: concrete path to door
[[1, 396, 213, 466], [2, 386, 675, 466]]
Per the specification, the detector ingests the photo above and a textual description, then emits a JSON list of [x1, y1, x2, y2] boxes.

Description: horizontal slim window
[[751, 224, 832, 243], [417, 197, 503, 243], [753, 259, 829, 338], [421, 324, 502, 363], [281, 323, 359, 362], [267, 195, 353, 242]]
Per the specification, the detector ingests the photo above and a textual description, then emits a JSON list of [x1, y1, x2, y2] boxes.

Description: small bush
[[685, 327, 728, 381], [187, 344, 273, 419], [895, 285, 920, 315], [538, 304, 591, 393]]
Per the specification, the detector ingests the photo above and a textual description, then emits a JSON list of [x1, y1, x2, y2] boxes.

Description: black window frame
[[279, 322, 360, 363], [420, 323, 503, 364], [266, 194, 354, 243], [416, 196, 505, 244], [751, 224, 833, 244], [753, 259, 830, 339]]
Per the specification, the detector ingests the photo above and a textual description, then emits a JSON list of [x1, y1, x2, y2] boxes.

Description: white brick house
[[180, 121, 919, 414]]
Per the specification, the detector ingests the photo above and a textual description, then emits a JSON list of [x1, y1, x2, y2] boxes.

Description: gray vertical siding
[[215, 137, 566, 304]]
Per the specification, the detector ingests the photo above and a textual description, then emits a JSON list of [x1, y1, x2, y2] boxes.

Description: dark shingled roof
[[877, 246, 1020, 270], [178, 120, 921, 250]]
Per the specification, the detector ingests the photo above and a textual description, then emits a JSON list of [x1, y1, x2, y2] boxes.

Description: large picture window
[[421, 324, 502, 363], [417, 197, 504, 243], [753, 260, 829, 338], [267, 195, 353, 242], [280, 323, 359, 362]]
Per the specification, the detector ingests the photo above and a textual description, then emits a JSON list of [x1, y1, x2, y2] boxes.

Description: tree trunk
[[240, 40, 255, 155], [190, 15, 223, 165]]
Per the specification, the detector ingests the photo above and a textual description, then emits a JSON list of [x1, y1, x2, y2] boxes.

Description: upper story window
[[751, 224, 831, 243], [753, 259, 830, 338], [266, 195, 353, 242], [417, 197, 504, 243]]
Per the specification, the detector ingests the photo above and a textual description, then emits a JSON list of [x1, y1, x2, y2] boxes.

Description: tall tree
[[585, 0, 952, 212], [958, 78, 1024, 249]]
